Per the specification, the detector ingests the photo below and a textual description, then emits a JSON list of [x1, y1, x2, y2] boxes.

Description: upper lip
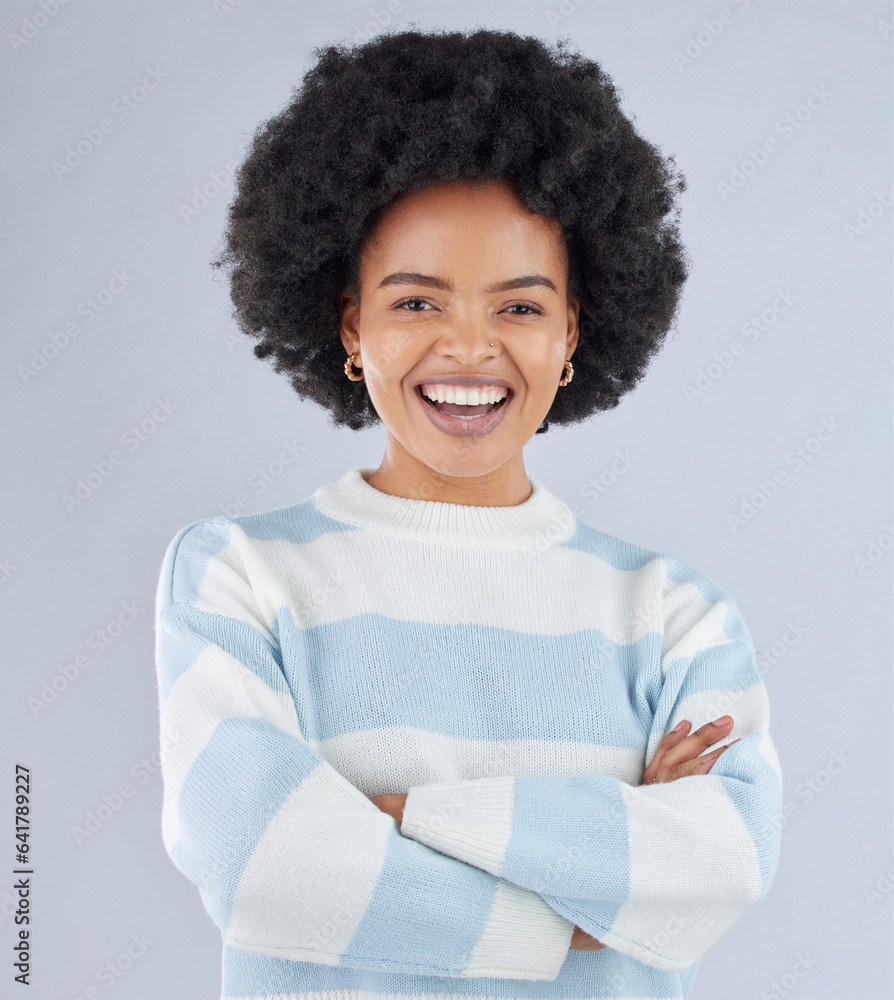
[[414, 374, 513, 390]]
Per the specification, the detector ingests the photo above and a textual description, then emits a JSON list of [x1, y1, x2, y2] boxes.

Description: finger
[[657, 716, 734, 771], [671, 738, 742, 780], [647, 737, 743, 786], [642, 719, 691, 783]]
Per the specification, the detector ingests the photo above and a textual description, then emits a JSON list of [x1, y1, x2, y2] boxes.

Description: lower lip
[[415, 387, 513, 438]]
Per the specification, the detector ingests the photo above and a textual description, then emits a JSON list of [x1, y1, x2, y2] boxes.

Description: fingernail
[[712, 716, 731, 726], [671, 720, 687, 733]]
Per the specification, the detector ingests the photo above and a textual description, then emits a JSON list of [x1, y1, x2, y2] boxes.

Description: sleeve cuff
[[462, 879, 575, 981], [400, 776, 516, 876]]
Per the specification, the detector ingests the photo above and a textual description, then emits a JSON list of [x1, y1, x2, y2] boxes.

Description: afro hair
[[210, 26, 690, 434]]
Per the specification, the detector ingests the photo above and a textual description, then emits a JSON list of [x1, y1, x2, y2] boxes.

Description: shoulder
[[155, 516, 235, 611], [561, 516, 748, 643], [155, 495, 334, 611]]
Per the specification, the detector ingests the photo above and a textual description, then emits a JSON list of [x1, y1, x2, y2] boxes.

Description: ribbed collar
[[312, 467, 577, 550]]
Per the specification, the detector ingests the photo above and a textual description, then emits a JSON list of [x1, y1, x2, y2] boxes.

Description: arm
[[372, 794, 610, 951], [154, 521, 575, 980], [396, 581, 784, 973], [373, 714, 739, 953]]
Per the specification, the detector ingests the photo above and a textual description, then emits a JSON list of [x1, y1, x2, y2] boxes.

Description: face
[[339, 177, 579, 502]]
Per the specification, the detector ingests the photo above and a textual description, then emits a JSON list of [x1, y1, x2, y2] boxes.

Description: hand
[[570, 716, 740, 951], [642, 715, 741, 786], [570, 925, 606, 951], [370, 793, 407, 826]]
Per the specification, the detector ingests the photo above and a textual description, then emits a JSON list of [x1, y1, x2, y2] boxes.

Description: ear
[[339, 290, 360, 358], [566, 296, 580, 359]]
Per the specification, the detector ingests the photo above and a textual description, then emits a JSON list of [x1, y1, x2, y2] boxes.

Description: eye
[[393, 298, 544, 315], [394, 297, 433, 311]]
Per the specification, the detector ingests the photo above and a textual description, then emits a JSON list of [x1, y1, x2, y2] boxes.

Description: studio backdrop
[[2, 1, 891, 998]]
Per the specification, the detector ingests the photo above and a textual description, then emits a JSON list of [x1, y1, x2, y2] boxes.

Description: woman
[[154, 27, 783, 1000]]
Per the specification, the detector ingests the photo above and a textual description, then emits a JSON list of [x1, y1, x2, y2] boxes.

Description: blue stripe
[[340, 834, 494, 975], [712, 734, 783, 898], [557, 520, 662, 572], [156, 603, 289, 708], [158, 518, 233, 608], [558, 525, 750, 641], [509, 773, 630, 936], [230, 496, 363, 545], [171, 718, 328, 934], [661, 556, 751, 640], [277, 610, 661, 747], [668, 638, 760, 703]]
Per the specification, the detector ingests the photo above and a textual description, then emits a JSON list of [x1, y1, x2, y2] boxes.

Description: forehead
[[361, 178, 567, 273]]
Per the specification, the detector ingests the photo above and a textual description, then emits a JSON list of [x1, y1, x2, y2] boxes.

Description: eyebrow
[[376, 271, 558, 294]]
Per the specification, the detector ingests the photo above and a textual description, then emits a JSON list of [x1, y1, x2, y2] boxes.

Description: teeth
[[420, 384, 508, 405]]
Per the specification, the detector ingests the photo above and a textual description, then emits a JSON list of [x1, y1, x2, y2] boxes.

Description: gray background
[[2, 0, 892, 997]]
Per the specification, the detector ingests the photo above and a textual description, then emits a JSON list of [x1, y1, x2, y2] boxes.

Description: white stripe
[[757, 730, 784, 789], [191, 526, 280, 640], [609, 774, 761, 970], [225, 763, 391, 960], [311, 727, 645, 795], [660, 577, 737, 671], [402, 776, 516, 876], [463, 879, 574, 980], [159, 644, 302, 851], [651, 683, 770, 760], [234, 530, 671, 644]]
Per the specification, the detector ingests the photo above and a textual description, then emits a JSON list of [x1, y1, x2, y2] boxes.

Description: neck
[[366, 447, 532, 507]]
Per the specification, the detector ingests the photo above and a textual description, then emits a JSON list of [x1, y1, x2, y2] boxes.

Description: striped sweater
[[153, 465, 783, 1000]]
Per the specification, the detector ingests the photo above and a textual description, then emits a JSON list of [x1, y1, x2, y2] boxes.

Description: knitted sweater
[[153, 466, 783, 1000]]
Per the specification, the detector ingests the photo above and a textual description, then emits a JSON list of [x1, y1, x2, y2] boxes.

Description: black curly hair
[[210, 26, 690, 434]]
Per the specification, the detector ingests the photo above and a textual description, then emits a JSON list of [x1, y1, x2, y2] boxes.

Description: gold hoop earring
[[558, 359, 574, 386], [344, 352, 364, 381]]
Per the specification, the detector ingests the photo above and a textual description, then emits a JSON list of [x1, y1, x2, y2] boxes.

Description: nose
[[434, 313, 499, 365]]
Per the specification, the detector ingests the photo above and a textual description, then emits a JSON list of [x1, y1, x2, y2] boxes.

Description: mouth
[[414, 384, 513, 438]]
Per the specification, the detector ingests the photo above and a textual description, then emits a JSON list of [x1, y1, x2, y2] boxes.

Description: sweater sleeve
[[153, 520, 574, 981], [398, 567, 784, 973]]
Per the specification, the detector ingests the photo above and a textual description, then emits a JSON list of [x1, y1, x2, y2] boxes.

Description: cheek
[[365, 321, 418, 374]]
